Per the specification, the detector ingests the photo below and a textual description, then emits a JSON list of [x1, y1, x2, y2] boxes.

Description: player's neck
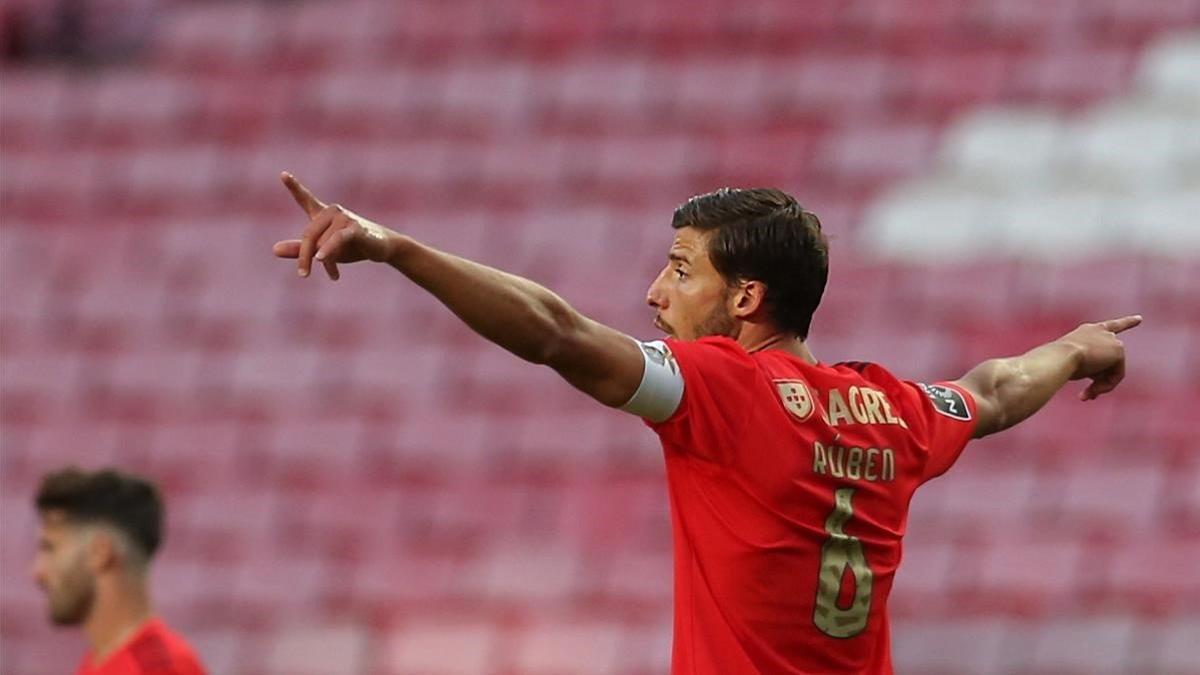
[[739, 329, 817, 364], [84, 574, 153, 663]]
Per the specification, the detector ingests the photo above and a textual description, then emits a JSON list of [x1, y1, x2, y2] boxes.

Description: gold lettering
[[862, 389, 885, 425], [878, 394, 907, 428], [816, 444, 896, 483], [864, 448, 879, 481], [813, 487, 873, 638], [827, 390, 854, 427], [829, 445, 845, 478], [846, 447, 863, 479], [847, 387, 871, 424]]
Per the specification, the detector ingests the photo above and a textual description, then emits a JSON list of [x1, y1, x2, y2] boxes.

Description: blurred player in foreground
[[32, 467, 206, 675], [274, 173, 1139, 674]]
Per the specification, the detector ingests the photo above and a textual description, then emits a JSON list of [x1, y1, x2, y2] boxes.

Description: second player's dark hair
[[35, 467, 164, 561], [672, 188, 829, 339]]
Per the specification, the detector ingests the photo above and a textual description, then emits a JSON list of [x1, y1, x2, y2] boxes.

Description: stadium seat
[[275, 0, 385, 74], [1140, 617, 1200, 674], [1019, 617, 1140, 675], [615, 617, 674, 675], [473, 542, 588, 603], [997, 191, 1126, 260], [599, 550, 673, 606], [861, 183, 996, 261], [184, 629, 244, 675], [940, 108, 1066, 186], [513, 619, 626, 675], [973, 540, 1086, 612], [934, 469, 1042, 537], [1127, 192, 1200, 258], [890, 618, 1018, 675], [1106, 540, 1200, 611], [2, 1, 1197, 671], [0, 629, 80, 675], [375, 619, 501, 675], [228, 555, 331, 622], [1054, 466, 1166, 533], [349, 550, 477, 613], [1182, 461, 1200, 527], [818, 120, 938, 183], [151, 3, 275, 73], [163, 565, 249, 630], [888, 540, 962, 616], [81, 72, 200, 147], [1013, 46, 1132, 103], [171, 489, 286, 561], [0, 69, 69, 148], [1137, 31, 1200, 105], [261, 623, 370, 675]]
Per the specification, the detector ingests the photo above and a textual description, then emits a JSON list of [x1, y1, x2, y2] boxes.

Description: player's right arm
[[952, 315, 1142, 438], [272, 173, 672, 414]]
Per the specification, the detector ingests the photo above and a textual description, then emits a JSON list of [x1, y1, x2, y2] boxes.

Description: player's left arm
[[272, 173, 659, 412], [953, 315, 1142, 438]]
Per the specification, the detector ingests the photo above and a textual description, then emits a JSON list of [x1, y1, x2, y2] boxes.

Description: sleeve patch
[[918, 383, 971, 421], [621, 340, 685, 423], [640, 341, 678, 373]]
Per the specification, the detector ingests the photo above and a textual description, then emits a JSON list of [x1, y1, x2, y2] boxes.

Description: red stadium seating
[[1, 0, 1197, 673], [376, 616, 505, 675]]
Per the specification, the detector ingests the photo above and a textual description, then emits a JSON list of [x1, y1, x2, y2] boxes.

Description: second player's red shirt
[[650, 337, 977, 674], [76, 617, 206, 675]]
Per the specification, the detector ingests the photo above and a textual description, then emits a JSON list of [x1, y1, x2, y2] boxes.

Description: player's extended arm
[[953, 315, 1142, 438], [271, 173, 645, 408]]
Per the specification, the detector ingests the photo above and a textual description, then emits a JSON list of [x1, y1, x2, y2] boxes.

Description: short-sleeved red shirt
[[76, 618, 206, 675], [650, 337, 976, 674]]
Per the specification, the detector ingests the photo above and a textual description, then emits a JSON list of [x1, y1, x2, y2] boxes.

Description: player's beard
[[692, 297, 737, 340], [45, 560, 95, 625]]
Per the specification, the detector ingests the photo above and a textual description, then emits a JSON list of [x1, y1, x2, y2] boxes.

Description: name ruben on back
[[813, 386, 903, 483], [813, 442, 895, 483]]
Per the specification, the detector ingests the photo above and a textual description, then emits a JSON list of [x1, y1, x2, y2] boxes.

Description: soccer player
[[274, 173, 1139, 674], [31, 467, 206, 675]]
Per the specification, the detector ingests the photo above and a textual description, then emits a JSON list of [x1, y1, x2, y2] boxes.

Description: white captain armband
[[619, 339, 685, 423]]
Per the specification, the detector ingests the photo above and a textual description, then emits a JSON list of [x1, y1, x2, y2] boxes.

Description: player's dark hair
[[35, 467, 164, 561], [672, 188, 829, 339]]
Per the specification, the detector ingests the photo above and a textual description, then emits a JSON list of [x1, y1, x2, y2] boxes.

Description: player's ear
[[731, 280, 767, 320], [85, 529, 118, 573]]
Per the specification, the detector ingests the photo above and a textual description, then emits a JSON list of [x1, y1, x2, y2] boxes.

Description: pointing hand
[[273, 172, 397, 280], [1060, 315, 1143, 401]]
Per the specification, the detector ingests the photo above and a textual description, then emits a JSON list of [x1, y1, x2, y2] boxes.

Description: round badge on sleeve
[[918, 383, 971, 421]]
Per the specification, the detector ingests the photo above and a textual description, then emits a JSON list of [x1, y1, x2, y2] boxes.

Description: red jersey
[[76, 618, 206, 675], [650, 337, 977, 674]]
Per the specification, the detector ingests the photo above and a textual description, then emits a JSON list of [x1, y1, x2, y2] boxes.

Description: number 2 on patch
[[813, 487, 874, 638]]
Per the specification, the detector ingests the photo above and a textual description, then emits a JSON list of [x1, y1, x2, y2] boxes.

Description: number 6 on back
[[813, 487, 874, 638]]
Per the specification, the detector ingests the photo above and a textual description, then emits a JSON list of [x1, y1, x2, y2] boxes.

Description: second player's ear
[[731, 280, 767, 320], [85, 530, 118, 573]]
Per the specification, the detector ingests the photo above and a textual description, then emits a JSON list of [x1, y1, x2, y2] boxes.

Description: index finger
[[1100, 315, 1144, 334], [281, 171, 325, 217]]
